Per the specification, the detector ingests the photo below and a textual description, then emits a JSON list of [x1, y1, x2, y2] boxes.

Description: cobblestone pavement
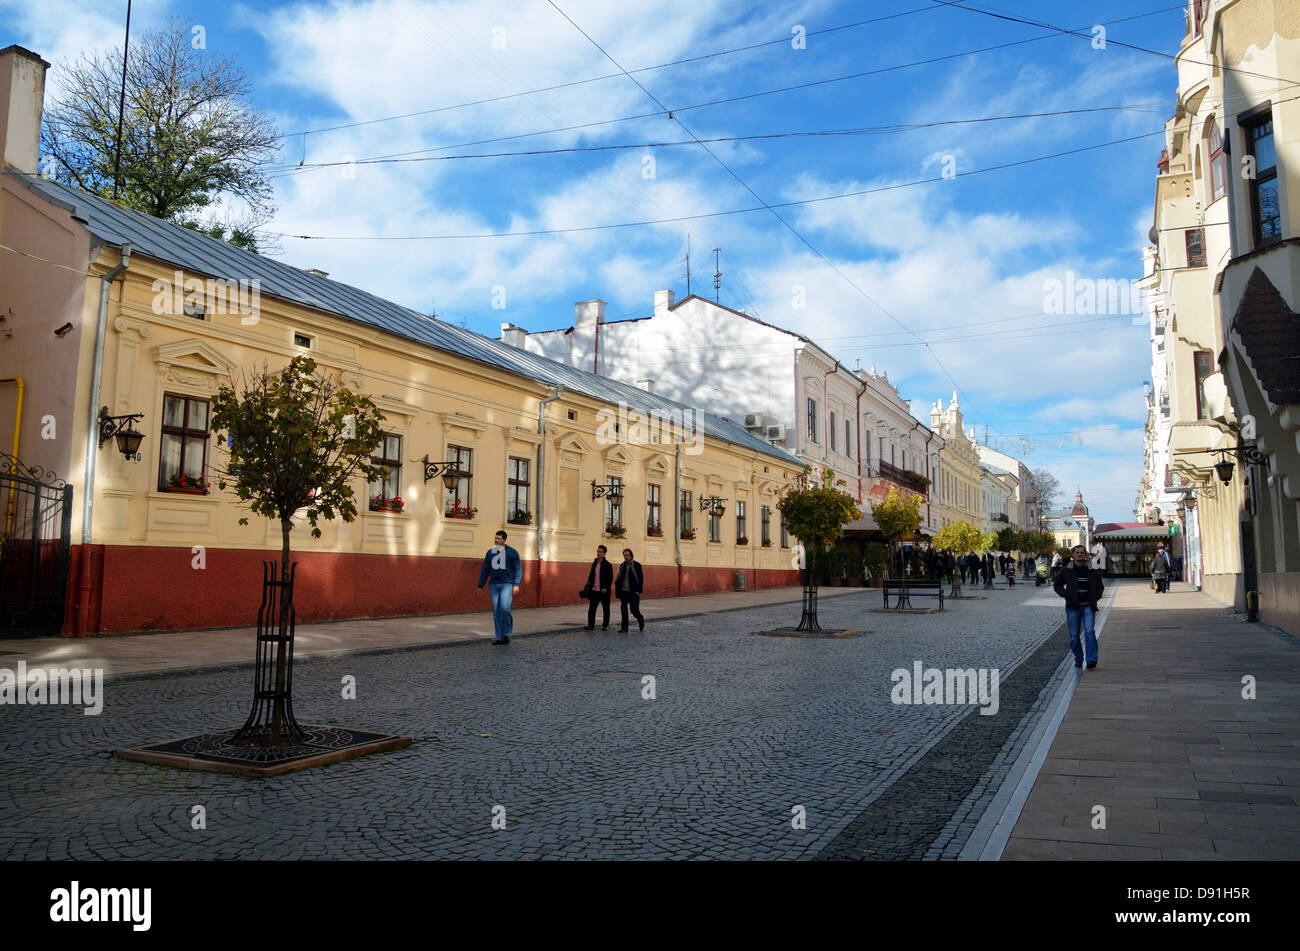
[[0, 585, 1072, 860]]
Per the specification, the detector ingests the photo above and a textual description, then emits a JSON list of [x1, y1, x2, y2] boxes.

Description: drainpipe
[[675, 435, 682, 597], [536, 384, 563, 607], [0, 376, 24, 540], [75, 242, 131, 636]]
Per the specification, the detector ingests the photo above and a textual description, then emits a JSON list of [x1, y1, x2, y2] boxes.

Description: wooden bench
[[882, 580, 945, 610]]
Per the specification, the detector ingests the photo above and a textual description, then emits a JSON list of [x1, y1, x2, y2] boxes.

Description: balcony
[[992, 513, 1009, 524], [879, 461, 929, 496]]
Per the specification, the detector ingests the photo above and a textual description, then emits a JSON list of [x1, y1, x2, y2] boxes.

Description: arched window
[[1205, 117, 1226, 201]]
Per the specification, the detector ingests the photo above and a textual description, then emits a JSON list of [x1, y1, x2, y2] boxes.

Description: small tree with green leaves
[[210, 355, 387, 744], [777, 474, 863, 630], [933, 521, 982, 556], [996, 526, 1019, 553], [872, 487, 923, 575]]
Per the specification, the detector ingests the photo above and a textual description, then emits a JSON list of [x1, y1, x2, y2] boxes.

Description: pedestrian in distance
[[615, 548, 645, 632], [1050, 550, 1063, 582], [1054, 543, 1104, 669], [583, 544, 614, 630], [1152, 541, 1171, 593], [478, 530, 522, 645]]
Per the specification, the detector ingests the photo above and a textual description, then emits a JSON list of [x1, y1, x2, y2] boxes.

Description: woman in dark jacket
[[584, 545, 614, 630], [615, 548, 645, 632]]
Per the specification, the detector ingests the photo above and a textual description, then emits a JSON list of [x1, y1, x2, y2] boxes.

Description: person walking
[[615, 548, 645, 632], [583, 544, 614, 630], [477, 530, 522, 645], [1054, 543, 1104, 669], [1152, 542, 1171, 593]]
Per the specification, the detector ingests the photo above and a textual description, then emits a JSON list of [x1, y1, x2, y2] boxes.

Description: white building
[[502, 291, 944, 538]]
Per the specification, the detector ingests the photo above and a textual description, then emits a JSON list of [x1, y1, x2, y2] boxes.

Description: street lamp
[[699, 496, 727, 517], [97, 407, 145, 460], [591, 481, 623, 502], [419, 455, 461, 489]]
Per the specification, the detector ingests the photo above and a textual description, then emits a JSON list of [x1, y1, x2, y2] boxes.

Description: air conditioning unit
[[766, 424, 786, 443], [743, 413, 765, 430]]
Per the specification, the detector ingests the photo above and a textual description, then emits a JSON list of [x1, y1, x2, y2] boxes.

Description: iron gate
[[0, 452, 73, 637]]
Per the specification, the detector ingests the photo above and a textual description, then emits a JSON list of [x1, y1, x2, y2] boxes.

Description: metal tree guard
[[796, 544, 821, 632], [231, 561, 305, 746]]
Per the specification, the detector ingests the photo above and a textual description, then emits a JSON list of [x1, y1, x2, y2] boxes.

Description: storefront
[[1093, 527, 1181, 578]]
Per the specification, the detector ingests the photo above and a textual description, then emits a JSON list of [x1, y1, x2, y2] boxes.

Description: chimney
[[500, 322, 528, 348], [653, 289, 675, 317], [637, 378, 654, 393], [574, 299, 606, 327], [0, 46, 50, 175]]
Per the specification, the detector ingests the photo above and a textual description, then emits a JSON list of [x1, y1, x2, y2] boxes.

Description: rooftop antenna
[[685, 234, 692, 297], [712, 246, 721, 303]]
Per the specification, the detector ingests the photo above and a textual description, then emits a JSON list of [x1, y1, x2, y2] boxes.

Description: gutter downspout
[[536, 384, 563, 608], [75, 242, 131, 636], [675, 435, 682, 597]]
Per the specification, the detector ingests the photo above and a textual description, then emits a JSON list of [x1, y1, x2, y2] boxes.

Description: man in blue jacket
[[478, 530, 523, 645]]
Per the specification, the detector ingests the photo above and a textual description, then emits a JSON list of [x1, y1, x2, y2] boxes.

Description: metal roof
[[12, 171, 801, 465]]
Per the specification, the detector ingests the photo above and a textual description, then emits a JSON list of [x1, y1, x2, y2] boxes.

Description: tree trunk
[[271, 517, 291, 745]]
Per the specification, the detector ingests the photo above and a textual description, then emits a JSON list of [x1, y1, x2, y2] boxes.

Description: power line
[[267, 102, 1175, 175], [267, 4, 1186, 172], [270, 129, 1162, 240], [933, 0, 1300, 87]]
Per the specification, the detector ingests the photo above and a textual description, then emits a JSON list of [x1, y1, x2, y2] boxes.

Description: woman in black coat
[[614, 548, 645, 632]]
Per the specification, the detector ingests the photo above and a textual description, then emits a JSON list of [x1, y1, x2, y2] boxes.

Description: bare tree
[[1030, 468, 1061, 514], [40, 17, 280, 238]]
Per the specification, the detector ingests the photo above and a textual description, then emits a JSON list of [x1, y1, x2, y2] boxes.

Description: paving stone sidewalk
[[1002, 580, 1300, 860]]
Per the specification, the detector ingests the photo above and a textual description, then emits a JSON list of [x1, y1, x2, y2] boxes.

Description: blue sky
[[3, 0, 1186, 521]]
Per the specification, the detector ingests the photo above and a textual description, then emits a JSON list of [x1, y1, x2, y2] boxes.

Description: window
[[1185, 228, 1206, 267], [761, 505, 771, 545], [864, 430, 872, 470], [1244, 113, 1280, 246], [736, 501, 747, 543], [680, 490, 693, 533], [605, 475, 623, 529], [708, 506, 721, 543], [370, 433, 402, 509], [567, 410, 576, 420], [845, 419, 852, 456], [1206, 119, 1226, 201], [806, 398, 817, 442], [1193, 350, 1214, 420], [445, 445, 473, 516], [780, 511, 789, 548], [647, 483, 662, 534], [158, 394, 209, 492], [507, 457, 530, 522], [293, 332, 312, 348], [829, 411, 837, 452]]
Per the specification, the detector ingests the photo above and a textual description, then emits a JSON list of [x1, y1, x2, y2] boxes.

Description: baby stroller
[[1035, 563, 1049, 587]]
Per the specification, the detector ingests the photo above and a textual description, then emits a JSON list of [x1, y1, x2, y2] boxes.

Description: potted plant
[[605, 522, 627, 538], [508, 510, 532, 525], [370, 494, 404, 513], [167, 471, 209, 494], [761, 538, 772, 548], [736, 535, 749, 545], [446, 501, 478, 519], [647, 523, 664, 537], [680, 527, 697, 541]]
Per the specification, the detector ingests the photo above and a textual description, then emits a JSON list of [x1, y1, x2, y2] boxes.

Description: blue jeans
[[488, 583, 514, 640], [1066, 604, 1097, 664]]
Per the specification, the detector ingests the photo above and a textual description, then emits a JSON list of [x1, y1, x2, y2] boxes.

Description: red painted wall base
[[63, 545, 800, 635]]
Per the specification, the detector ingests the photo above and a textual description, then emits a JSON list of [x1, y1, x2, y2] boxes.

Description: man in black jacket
[[1053, 544, 1105, 669], [584, 545, 614, 631], [615, 548, 645, 632]]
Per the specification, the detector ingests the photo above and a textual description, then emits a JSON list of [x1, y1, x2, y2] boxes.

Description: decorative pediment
[[645, 454, 672, 477], [338, 370, 365, 392], [509, 427, 542, 447], [366, 394, 419, 426], [556, 431, 593, 455], [152, 339, 236, 386], [603, 444, 633, 469]]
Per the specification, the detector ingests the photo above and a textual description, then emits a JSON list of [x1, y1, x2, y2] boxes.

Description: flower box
[[736, 536, 749, 545], [761, 540, 772, 548], [680, 528, 697, 541], [446, 505, 477, 519], [647, 525, 664, 538], [370, 495, 405, 513], [508, 511, 533, 526], [605, 523, 627, 538], [166, 472, 209, 494]]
